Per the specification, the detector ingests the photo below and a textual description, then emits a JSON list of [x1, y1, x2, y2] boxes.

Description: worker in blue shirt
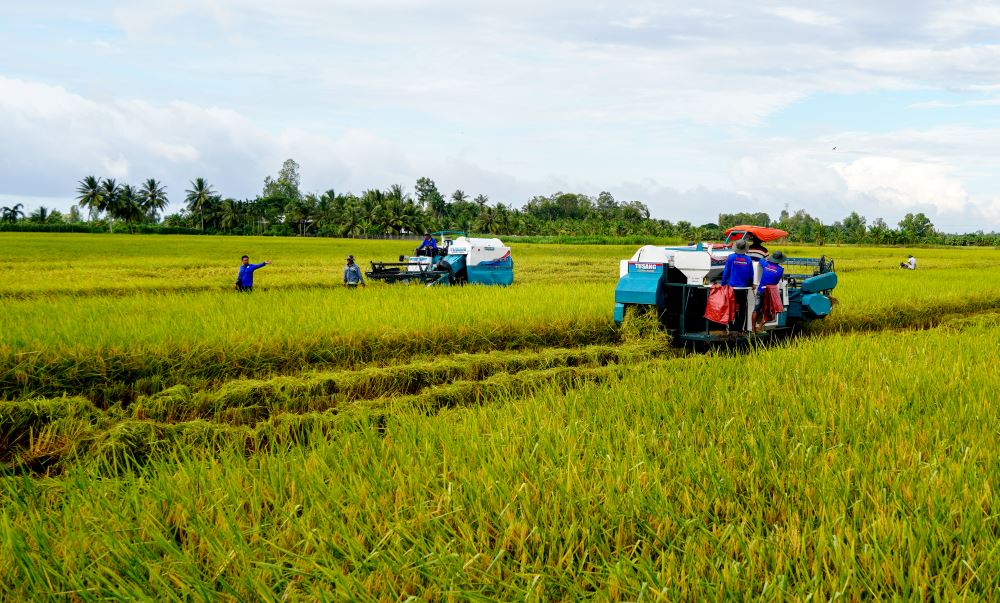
[[753, 250, 786, 332], [721, 239, 754, 287], [235, 255, 271, 292], [415, 233, 438, 257], [344, 255, 365, 288], [718, 239, 755, 332]]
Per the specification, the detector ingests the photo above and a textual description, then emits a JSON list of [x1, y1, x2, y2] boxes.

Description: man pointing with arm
[[236, 255, 272, 292]]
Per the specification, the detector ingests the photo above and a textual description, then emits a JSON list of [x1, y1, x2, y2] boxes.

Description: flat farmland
[[2, 233, 999, 600]]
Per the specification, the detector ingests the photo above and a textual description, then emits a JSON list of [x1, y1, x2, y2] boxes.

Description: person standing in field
[[344, 255, 365, 288], [753, 250, 786, 332], [235, 255, 271, 292]]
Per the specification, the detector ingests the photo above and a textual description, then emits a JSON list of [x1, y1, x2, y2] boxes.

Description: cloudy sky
[[3, 0, 1000, 231]]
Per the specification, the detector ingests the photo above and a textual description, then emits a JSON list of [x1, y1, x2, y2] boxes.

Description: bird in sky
[[832, 146, 837, 150]]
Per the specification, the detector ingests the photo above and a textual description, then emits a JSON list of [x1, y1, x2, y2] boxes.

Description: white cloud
[[927, 2, 1000, 38], [848, 45, 1000, 81], [3, 2, 1000, 232], [764, 6, 840, 27], [834, 157, 969, 213], [909, 97, 1000, 109]]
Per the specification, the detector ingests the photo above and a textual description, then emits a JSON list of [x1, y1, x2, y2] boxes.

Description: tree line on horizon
[[2, 158, 998, 246]]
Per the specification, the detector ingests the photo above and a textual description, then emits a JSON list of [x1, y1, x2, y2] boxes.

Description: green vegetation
[[1, 233, 998, 599], [3, 157, 998, 243]]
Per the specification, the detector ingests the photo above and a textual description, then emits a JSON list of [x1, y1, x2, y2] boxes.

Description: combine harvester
[[613, 225, 837, 346], [366, 231, 514, 286]]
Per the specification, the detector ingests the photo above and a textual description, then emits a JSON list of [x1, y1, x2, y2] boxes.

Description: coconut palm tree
[[184, 177, 216, 231], [113, 184, 145, 229], [28, 206, 51, 223], [377, 188, 423, 235], [76, 175, 104, 221], [139, 178, 169, 222], [339, 198, 366, 237], [100, 178, 121, 205], [477, 205, 498, 234], [99, 178, 121, 232], [1, 203, 25, 223], [218, 198, 243, 231], [360, 189, 385, 231]]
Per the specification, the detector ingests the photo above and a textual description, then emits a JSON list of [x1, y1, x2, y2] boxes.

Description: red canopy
[[724, 225, 789, 243]]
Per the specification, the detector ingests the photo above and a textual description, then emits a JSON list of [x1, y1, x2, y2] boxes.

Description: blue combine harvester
[[613, 225, 837, 345], [366, 231, 514, 286]]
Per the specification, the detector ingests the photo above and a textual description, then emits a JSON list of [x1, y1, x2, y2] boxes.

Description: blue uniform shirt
[[237, 262, 266, 287], [344, 264, 364, 284], [417, 237, 438, 251], [757, 259, 784, 292], [721, 253, 754, 287]]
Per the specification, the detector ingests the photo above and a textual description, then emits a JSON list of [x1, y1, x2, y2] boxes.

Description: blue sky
[[2, 1, 1000, 231]]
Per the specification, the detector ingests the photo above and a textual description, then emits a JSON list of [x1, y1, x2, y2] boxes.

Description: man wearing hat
[[718, 239, 755, 332], [344, 255, 365, 288], [753, 250, 786, 332], [721, 238, 754, 288]]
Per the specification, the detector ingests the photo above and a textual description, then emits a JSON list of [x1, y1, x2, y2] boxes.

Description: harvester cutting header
[[366, 231, 514, 287], [614, 225, 838, 345]]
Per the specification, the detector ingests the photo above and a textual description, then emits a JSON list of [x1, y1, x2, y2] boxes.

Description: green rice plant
[[0, 283, 619, 401], [0, 232, 635, 297], [3, 233, 1000, 599], [2, 321, 999, 599], [2, 344, 670, 473]]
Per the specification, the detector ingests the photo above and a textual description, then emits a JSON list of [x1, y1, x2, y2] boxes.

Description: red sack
[[705, 285, 735, 325], [759, 285, 783, 323]]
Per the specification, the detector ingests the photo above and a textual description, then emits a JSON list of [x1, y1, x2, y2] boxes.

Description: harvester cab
[[613, 225, 837, 344], [366, 231, 514, 286]]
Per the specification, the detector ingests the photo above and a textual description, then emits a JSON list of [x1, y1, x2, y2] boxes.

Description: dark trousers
[[237, 285, 253, 293]]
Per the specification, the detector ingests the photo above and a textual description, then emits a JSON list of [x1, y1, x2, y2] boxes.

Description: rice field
[[1, 232, 999, 600]]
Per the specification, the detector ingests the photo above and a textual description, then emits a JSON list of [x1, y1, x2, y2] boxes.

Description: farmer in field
[[753, 250, 786, 332], [344, 255, 365, 288], [899, 255, 917, 270], [718, 238, 755, 332], [721, 239, 754, 287], [415, 232, 438, 257], [236, 255, 271, 292]]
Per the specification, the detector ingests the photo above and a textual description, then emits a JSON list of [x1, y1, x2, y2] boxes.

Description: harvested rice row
[[1, 341, 668, 468], [0, 317, 619, 404], [3, 361, 644, 474]]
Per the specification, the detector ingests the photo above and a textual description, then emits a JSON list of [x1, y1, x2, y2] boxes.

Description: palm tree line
[[6, 173, 998, 245], [61, 171, 665, 237], [75, 176, 170, 231]]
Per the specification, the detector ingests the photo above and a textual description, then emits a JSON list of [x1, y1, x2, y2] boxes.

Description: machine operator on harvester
[[753, 250, 786, 333], [415, 233, 438, 257], [712, 238, 756, 333], [721, 239, 754, 287]]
